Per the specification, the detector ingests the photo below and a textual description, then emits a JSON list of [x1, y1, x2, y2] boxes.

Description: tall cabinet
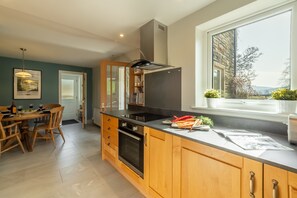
[[100, 60, 130, 112]]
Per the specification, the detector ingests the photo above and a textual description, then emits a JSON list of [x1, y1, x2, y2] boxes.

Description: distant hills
[[252, 86, 279, 96]]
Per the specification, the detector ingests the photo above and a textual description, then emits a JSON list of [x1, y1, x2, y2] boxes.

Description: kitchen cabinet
[[101, 114, 118, 164], [264, 164, 288, 198], [172, 136, 242, 198], [242, 158, 263, 198], [289, 171, 297, 198], [144, 127, 172, 198], [100, 60, 130, 113]]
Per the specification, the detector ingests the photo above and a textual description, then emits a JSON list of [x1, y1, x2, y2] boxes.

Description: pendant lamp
[[15, 48, 32, 78]]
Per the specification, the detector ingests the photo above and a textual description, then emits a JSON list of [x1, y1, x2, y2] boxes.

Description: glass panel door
[[100, 61, 129, 111]]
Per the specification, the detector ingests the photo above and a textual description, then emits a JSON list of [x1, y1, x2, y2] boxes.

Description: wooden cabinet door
[[181, 148, 241, 198], [100, 60, 129, 112], [264, 164, 288, 198], [242, 158, 263, 198], [173, 138, 242, 198], [144, 127, 172, 198], [289, 171, 297, 198]]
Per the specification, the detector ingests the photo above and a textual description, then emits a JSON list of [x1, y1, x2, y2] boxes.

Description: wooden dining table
[[2, 111, 49, 152]]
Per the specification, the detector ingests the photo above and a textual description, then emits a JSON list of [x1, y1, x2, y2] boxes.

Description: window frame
[[203, 2, 297, 113]]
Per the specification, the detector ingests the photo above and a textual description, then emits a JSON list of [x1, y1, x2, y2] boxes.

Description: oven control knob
[[122, 122, 127, 127], [132, 126, 138, 131]]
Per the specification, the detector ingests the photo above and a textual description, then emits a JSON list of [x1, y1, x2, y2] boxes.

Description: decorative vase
[[277, 100, 297, 114], [206, 98, 220, 108]]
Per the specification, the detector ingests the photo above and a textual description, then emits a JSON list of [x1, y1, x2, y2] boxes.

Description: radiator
[[93, 107, 101, 126]]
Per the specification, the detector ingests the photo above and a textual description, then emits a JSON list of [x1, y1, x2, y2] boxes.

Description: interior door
[[61, 75, 79, 120], [100, 60, 129, 112]]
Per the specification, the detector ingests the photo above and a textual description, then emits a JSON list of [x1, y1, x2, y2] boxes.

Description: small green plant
[[204, 89, 220, 98], [197, 116, 214, 127], [271, 88, 297, 100]]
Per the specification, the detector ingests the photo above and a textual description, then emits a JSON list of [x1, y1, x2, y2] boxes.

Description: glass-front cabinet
[[100, 60, 130, 111]]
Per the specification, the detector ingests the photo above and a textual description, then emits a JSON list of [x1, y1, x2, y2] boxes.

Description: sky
[[236, 10, 291, 88]]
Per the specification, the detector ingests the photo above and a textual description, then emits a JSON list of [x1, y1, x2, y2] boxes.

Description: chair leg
[[58, 127, 65, 143], [32, 130, 38, 148], [16, 135, 25, 153], [49, 130, 56, 147]]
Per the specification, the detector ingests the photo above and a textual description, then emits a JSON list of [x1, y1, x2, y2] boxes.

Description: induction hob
[[122, 112, 168, 122]]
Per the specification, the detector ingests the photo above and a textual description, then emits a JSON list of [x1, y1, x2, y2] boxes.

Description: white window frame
[[194, 1, 297, 122]]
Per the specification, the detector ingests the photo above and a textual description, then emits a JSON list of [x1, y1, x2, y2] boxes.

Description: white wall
[[168, 0, 256, 111]]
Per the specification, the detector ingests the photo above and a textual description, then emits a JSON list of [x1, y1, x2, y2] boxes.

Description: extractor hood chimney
[[129, 19, 174, 70]]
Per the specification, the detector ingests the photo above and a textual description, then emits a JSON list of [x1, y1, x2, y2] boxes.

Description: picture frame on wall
[[13, 68, 42, 99]]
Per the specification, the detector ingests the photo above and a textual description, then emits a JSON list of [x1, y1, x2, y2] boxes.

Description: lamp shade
[[15, 70, 32, 78], [15, 48, 32, 78]]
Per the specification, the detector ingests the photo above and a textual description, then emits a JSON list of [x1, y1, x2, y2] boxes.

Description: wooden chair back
[[43, 104, 61, 110], [0, 114, 25, 155], [0, 106, 9, 112], [0, 114, 6, 139], [48, 106, 64, 130]]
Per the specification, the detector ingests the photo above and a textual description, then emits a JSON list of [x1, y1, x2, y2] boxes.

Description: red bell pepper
[[172, 115, 194, 122]]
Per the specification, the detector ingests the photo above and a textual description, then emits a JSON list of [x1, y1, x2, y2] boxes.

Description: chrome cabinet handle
[[272, 179, 279, 198], [145, 133, 147, 147], [249, 171, 255, 197]]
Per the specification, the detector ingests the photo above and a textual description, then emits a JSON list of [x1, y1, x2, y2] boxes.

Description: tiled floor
[[0, 123, 144, 198]]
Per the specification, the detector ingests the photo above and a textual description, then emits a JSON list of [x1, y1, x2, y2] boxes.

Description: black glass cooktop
[[122, 112, 168, 122]]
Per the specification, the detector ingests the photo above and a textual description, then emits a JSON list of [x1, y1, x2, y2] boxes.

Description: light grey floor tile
[[0, 123, 144, 197]]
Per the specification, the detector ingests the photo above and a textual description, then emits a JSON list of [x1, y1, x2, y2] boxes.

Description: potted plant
[[204, 89, 221, 108], [271, 88, 297, 114]]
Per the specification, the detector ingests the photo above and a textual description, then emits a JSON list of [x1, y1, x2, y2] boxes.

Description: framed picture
[[13, 69, 42, 99]]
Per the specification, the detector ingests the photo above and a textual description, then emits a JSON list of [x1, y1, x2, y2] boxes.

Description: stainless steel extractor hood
[[129, 19, 174, 70]]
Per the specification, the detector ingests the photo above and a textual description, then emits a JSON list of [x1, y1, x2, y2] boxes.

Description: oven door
[[118, 129, 144, 178]]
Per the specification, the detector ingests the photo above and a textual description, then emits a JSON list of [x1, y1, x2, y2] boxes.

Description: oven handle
[[118, 129, 141, 141]]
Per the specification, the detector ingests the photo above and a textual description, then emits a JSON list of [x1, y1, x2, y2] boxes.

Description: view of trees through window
[[212, 11, 291, 99]]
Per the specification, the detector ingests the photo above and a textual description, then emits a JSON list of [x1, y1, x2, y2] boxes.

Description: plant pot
[[206, 98, 221, 108], [277, 100, 297, 114]]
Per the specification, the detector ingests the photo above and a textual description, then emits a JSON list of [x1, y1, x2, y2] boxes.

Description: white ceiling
[[0, 0, 215, 68]]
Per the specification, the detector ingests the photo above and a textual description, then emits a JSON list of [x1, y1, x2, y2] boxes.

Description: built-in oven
[[118, 119, 144, 178]]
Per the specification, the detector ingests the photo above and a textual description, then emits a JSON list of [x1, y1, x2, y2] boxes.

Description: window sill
[[191, 106, 290, 124]]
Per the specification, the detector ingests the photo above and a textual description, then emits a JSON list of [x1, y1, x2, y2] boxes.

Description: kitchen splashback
[[145, 67, 181, 111]]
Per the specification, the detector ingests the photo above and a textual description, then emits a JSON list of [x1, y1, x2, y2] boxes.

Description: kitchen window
[[211, 11, 291, 99], [200, 2, 297, 114]]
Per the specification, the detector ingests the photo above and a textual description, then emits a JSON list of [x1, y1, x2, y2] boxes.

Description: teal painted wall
[[0, 56, 93, 119]]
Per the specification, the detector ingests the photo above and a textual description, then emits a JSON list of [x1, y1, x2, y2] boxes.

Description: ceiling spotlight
[[119, 34, 124, 38]]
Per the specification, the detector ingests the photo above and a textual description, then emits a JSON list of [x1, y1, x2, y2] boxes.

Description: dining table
[[2, 111, 49, 152]]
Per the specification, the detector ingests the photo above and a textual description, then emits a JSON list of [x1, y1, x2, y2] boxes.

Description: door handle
[[272, 179, 279, 198], [249, 171, 255, 198]]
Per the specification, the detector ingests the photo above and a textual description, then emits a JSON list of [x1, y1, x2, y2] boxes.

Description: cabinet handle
[[107, 143, 110, 146], [108, 118, 111, 121], [249, 171, 255, 197], [272, 179, 279, 198], [108, 127, 111, 130], [145, 133, 147, 147], [108, 136, 110, 139]]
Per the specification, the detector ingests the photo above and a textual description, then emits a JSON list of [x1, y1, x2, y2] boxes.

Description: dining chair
[[0, 106, 9, 112], [34, 103, 62, 127], [32, 106, 65, 148], [0, 114, 25, 156]]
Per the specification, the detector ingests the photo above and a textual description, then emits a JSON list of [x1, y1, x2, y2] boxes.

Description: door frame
[[58, 70, 87, 124]]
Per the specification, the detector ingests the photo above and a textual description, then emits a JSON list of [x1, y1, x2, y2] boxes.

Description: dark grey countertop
[[102, 110, 297, 173]]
